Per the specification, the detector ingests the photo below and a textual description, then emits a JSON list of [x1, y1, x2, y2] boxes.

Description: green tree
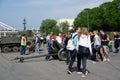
[[40, 19, 59, 34], [74, 8, 91, 30], [100, 1, 120, 30], [59, 21, 69, 34], [74, 0, 120, 31], [90, 7, 104, 30]]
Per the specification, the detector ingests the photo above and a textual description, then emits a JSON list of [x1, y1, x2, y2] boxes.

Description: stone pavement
[[0, 45, 120, 80]]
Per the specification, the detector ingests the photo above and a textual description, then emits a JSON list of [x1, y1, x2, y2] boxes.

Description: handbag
[[94, 45, 101, 51], [78, 45, 90, 55]]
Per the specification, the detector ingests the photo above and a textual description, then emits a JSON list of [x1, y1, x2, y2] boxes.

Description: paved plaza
[[0, 45, 120, 80]]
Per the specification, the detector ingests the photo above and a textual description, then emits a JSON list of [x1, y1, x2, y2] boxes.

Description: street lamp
[[44, 24, 47, 35], [45, 26, 46, 35], [118, 2, 120, 29]]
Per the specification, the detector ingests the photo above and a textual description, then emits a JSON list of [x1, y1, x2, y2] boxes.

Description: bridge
[[0, 21, 16, 31]]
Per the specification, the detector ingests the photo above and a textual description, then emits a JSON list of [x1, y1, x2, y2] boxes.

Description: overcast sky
[[0, 0, 113, 30]]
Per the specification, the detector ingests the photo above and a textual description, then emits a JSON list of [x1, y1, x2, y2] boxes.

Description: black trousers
[[68, 49, 76, 71], [92, 46, 103, 61], [66, 49, 71, 65], [114, 42, 119, 53]]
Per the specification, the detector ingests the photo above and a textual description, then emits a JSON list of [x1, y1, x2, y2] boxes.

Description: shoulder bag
[[78, 45, 90, 55]]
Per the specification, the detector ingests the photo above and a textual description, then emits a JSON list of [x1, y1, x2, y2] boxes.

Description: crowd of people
[[20, 33, 46, 55], [20, 27, 120, 77], [45, 27, 120, 77]]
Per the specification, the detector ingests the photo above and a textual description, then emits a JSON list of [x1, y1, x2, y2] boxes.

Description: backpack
[[66, 34, 77, 51], [66, 38, 75, 50]]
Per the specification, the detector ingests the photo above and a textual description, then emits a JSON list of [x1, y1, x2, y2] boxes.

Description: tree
[[74, 8, 91, 30], [100, 1, 120, 31], [74, 0, 120, 31], [90, 7, 104, 30], [40, 19, 59, 35], [59, 21, 69, 34]]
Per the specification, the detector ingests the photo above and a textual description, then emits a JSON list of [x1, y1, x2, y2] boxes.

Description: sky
[[0, 0, 113, 30]]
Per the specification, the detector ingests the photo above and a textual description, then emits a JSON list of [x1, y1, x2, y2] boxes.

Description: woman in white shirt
[[93, 30, 103, 62], [77, 27, 92, 77]]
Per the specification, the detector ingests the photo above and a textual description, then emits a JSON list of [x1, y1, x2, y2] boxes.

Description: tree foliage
[[59, 21, 69, 34], [40, 19, 59, 35], [74, 0, 120, 31]]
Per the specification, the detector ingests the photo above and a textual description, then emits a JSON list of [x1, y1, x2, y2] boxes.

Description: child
[[108, 38, 113, 52]]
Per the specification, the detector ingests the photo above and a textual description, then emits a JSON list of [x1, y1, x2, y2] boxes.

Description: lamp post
[[44, 24, 47, 35], [87, 11, 89, 30], [45, 26, 46, 35], [118, 3, 120, 28]]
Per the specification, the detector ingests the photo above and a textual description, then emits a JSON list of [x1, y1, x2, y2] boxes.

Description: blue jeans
[[77, 54, 87, 74], [35, 43, 40, 52], [21, 46, 26, 55], [108, 45, 113, 52]]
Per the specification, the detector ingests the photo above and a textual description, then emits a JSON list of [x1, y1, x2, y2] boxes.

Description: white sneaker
[[106, 58, 110, 61], [77, 72, 82, 74], [103, 58, 107, 62]]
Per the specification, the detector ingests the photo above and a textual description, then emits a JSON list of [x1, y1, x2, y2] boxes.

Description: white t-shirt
[[78, 34, 92, 54], [56, 36, 62, 44], [94, 34, 101, 46]]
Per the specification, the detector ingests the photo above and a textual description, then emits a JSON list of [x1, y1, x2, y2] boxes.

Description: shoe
[[103, 58, 106, 62], [106, 58, 110, 61], [77, 72, 82, 74], [92, 61, 97, 64], [45, 57, 50, 61], [81, 74, 86, 77], [67, 69, 72, 74], [100, 60, 104, 62], [45, 58, 50, 61], [85, 71, 89, 76], [114, 50, 119, 53]]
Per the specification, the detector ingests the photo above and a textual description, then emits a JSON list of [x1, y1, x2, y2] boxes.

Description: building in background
[[57, 18, 74, 30]]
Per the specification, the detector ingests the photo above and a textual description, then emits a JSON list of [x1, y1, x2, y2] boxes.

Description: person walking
[[108, 38, 113, 52], [92, 30, 103, 63], [66, 27, 81, 74], [100, 30, 110, 61], [113, 32, 120, 53], [45, 32, 55, 60], [64, 31, 71, 65], [77, 27, 92, 77], [34, 33, 40, 54]]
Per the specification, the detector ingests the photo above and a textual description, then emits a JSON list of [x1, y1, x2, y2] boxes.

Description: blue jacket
[[72, 32, 78, 49]]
